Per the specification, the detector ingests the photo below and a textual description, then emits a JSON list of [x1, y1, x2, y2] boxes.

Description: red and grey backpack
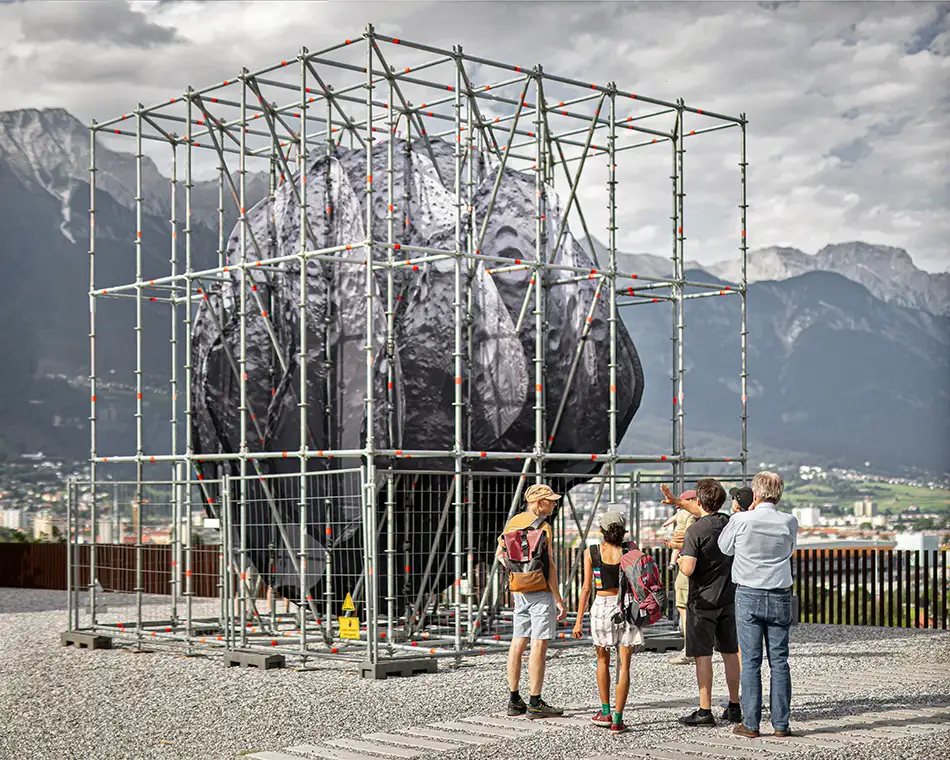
[[500, 516, 551, 593], [613, 545, 666, 627]]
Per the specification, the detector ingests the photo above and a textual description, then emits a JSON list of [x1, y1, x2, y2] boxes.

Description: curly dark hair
[[695, 478, 726, 513], [601, 523, 626, 546]]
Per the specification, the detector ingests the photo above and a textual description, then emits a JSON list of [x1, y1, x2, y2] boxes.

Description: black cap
[[729, 486, 754, 511]]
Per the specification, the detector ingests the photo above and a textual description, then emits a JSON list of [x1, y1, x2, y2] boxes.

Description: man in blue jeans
[[718, 471, 798, 738]]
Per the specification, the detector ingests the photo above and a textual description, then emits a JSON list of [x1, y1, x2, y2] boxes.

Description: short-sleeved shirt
[[680, 512, 735, 610], [674, 509, 697, 531], [499, 511, 554, 591]]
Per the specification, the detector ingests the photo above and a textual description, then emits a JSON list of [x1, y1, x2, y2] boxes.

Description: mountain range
[[0, 107, 947, 475]]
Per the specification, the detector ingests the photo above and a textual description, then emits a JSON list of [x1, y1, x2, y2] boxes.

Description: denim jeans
[[735, 586, 792, 732]]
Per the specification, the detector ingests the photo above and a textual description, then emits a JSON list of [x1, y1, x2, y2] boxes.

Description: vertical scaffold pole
[[739, 115, 749, 484], [134, 105, 145, 645], [452, 45, 464, 656], [533, 66, 545, 483], [238, 71, 250, 649], [323, 88, 334, 647], [88, 121, 99, 626], [363, 24, 379, 664], [169, 142, 179, 625], [607, 86, 618, 503], [183, 88, 195, 643], [385, 64, 396, 653], [464, 86, 476, 639], [669, 122, 679, 492], [675, 101, 686, 489], [298, 47, 310, 656]]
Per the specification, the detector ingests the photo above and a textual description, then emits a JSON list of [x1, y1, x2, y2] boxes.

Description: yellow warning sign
[[339, 616, 360, 640], [342, 592, 356, 612]]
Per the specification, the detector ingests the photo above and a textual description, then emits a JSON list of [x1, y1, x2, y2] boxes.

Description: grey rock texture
[[190, 138, 643, 606]]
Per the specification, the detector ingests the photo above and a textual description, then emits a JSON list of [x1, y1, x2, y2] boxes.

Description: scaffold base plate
[[360, 657, 438, 680], [223, 650, 285, 670], [60, 632, 112, 650]]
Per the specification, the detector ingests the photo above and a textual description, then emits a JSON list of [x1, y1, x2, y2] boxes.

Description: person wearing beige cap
[[496, 482, 567, 719]]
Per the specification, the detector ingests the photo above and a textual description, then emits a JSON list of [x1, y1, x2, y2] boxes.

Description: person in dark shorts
[[675, 478, 742, 727]]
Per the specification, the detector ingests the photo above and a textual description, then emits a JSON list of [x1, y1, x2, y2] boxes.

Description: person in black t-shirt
[[675, 478, 742, 727]]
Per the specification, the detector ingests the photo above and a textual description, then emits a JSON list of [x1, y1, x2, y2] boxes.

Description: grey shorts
[[512, 591, 557, 641]]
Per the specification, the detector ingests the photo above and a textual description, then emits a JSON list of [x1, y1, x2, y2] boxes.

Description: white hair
[[752, 471, 784, 504]]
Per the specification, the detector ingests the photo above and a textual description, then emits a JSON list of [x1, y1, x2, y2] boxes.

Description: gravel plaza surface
[[1, 588, 948, 760]]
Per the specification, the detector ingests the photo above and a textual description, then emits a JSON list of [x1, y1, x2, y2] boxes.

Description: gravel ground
[[1, 587, 948, 760]]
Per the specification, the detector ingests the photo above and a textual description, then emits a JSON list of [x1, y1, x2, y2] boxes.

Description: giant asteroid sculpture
[[191, 138, 643, 615]]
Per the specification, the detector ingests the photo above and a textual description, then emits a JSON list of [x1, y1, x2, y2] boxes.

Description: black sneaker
[[678, 709, 715, 727], [721, 705, 742, 724], [526, 699, 564, 719], [507, 696, 527, 716]]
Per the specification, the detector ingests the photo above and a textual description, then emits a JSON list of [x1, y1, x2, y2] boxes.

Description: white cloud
[[0, 0, 946, 272]]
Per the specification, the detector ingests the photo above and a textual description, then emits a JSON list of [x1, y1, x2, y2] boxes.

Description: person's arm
[[661, 484, 703, 518], [546, 526, 566, 620], [717, 515, 741, 557], [667, 527, 687, 550], [677, 554, 697, 577], [661, 514, 677, 529], [572, 549, 593, 638]]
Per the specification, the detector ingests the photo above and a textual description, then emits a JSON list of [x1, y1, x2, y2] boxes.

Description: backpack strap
[[528, 515, 547, 531]]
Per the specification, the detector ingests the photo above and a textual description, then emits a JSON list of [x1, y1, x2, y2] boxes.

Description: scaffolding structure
[[71, 25, 750, 671]]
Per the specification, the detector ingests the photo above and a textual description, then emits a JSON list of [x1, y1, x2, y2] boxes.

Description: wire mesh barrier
[[47, 472, 949, 671], [794, 548, 949, 629]]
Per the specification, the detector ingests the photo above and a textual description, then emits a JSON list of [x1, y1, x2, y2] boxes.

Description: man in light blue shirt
[[718, 471, 798, 739]]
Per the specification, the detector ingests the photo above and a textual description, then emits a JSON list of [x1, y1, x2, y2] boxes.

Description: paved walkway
[[241, 665, 950, 760]]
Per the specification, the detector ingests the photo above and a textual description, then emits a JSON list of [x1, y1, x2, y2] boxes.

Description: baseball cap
[[729, 486, 754, 510], [524, 484, 562, 503], [679, 489, 697, 501], [599, 511, 626, 531]]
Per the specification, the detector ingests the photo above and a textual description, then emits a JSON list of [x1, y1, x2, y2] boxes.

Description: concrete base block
[[223, 650, 285, 670], [641, 632, 684, 653], [60, 631, 112, 650], [359, 657, 438, 680]]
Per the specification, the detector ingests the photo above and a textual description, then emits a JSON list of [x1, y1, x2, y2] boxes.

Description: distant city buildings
[[32, 510, 66, 541], [1, 508, 25, 531], [854, 496, 878, 519], [894, 532, 940, 555], [793, 505, 822, 527]]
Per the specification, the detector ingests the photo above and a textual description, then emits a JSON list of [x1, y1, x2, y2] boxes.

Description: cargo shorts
[[512, 590, 557, 641]]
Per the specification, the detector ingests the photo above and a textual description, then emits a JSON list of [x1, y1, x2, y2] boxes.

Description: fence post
[[66, 478, 73, 632]]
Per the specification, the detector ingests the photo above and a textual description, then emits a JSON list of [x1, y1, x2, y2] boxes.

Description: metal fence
[[794, 548, 949, 630]]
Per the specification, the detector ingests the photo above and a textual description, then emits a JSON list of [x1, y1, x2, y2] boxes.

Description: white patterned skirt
[[590, 594, 645, 649]]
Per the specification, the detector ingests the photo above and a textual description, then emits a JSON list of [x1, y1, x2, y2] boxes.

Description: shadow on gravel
[[795, 710, 950, 737], [794, 694, 950, 722]]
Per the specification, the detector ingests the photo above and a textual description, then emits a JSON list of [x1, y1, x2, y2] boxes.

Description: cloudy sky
[[0, 0, 947, 272]]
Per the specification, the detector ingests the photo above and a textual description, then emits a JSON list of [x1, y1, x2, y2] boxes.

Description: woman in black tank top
[[571, 512, 641, 734]]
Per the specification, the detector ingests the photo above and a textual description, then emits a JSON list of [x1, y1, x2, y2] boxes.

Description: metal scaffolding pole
[[363, 24, 380, 665], [297, 48, 310, 655], [607, 85, 619, 502], [452, 45, 465, 657], [740, 115, 749, 485], [88, 121, 99, 626]]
